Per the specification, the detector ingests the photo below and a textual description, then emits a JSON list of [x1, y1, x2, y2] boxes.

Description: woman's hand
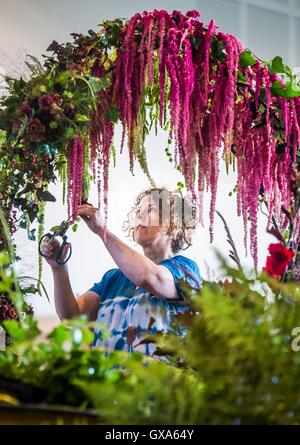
[[40, 236, 70, 270], [77, 203, 105, 236]]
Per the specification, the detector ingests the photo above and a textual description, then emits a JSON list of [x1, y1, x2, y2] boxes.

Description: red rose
[[263, 243, 294, 279]]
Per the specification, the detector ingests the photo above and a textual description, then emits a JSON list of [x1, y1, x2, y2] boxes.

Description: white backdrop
[[1, 0, 297, 327]]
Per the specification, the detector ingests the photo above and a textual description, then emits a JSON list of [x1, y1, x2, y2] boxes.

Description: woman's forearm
[[97, 228, 156, 287], [51, 265, 80, 320]]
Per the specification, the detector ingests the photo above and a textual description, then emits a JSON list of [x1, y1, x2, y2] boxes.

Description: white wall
[[0, 0, 295, 324]]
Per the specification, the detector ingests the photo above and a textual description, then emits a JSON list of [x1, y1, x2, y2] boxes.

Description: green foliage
[[1, 255, 300, 424], [239, 50, 256, 69], [36, 189, 56, 202], [0, 251, 33, 324], [211, 36, 226, 63], [0, 316, 118, 406], [271, 79, 300, 99], [238, 51, 300, 99], [269, 56, 285, 75], [105, 105, 119, 123]]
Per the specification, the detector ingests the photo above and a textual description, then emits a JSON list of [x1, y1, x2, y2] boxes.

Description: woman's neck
[[142, 242, 173, 264]]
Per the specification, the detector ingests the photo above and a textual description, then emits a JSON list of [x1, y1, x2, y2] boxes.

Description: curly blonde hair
[[122, 187, 199, 254]]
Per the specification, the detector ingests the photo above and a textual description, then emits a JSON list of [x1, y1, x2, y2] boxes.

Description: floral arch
[[0, 8, 299, 281]]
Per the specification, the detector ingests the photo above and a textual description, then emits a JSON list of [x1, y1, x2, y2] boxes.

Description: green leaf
[[49, 121, 58, 129], [88, 76, 110, 93], [37, 189, 56, 202], [237, 70, 247, 83], [269, 56, 285, 74], [270, 81, 287, 97], [1, 95, 20, 109], [63, 90, 74, 99], [72, 223, 78, 232], [13, 77, 26, 95], [271, 79, 300, 98], [100, 36, 109, 47], [65, 127, 74, 139], [105, 105, 119, 123], [48, 324, 71, 347], [3, 320, 25, 342], [211, 37, 226, 62], [49, 225, 61, 233], [163, 121, 169, 131], [19, 219, 27, 229], [56, 70, 75, 85], [239, 50, 256, 69], [27, 204, 39, 223], [12, 197, 27, 210], [75, 113, 90, 122], [28, 228, 36, 241], [284, 79, 300, 98]]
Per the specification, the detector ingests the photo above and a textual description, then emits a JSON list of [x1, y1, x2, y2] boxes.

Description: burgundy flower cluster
[[12, 93, 70, 144], [0, 295, 18, 321]]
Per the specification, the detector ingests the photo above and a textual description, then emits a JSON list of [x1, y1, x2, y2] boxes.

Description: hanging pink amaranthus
[[90, 87, 114, 232], [89, 9, 299, 269], [67, 135, 85, 223]]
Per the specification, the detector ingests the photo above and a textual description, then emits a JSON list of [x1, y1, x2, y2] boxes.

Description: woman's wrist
[[51, 263, 68, 273], [96, 226, 108, 239]]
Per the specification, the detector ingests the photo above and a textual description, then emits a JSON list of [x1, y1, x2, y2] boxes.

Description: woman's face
[[133, 194, 170, 246]]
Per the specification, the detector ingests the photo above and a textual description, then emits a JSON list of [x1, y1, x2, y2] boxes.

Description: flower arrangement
[[0, 9, 299, 273]]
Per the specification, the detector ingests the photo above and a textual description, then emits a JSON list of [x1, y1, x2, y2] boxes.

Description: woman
[[41, 187, 202, 360]]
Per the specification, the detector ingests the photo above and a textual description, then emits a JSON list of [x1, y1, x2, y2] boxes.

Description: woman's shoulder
[[160, 254, 202, 284]]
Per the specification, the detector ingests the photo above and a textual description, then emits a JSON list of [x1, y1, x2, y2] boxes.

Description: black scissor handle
[[56, 235, 72, 265], [38, 232, 55, 257], [38, 233, 72, 265]]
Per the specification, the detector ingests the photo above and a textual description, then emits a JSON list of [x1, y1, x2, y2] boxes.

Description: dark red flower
[[38, 95, 54, 111], [67, 63, 81, 74], [19, 102, 33, 117], [263, 243, 294, 279], [26, 118, 45, 142]]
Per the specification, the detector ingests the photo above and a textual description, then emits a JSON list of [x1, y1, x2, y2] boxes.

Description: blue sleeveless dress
[[89, 255, 202, 361]]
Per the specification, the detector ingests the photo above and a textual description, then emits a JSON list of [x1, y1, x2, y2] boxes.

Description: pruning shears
[[38, 214, 74, 265]]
